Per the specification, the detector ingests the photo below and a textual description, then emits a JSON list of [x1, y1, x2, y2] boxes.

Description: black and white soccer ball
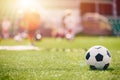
[[35, 33, 42, 41], [85, 45, 111, 70]]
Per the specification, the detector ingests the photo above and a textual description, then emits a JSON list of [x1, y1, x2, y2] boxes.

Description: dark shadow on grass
[[89, 67, 114, 71], [106, 68, 114, 71]]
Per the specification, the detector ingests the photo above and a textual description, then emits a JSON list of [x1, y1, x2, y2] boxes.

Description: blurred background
[[0, 0, 120, 40], [0, 1, 120, 79]]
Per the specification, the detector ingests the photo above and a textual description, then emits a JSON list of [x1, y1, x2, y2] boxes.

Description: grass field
[[0, 36, 120, 80]]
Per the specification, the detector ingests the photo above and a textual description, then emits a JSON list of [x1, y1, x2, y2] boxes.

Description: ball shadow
[[89, 67, 114, 71]]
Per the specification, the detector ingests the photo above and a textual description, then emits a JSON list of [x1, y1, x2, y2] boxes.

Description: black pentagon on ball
[[95, 53, 103, 61], [107, 51, 111, 57], [86, 52, 90, 60], [103, 63, 109, 70], [89, 65, 97, 70]]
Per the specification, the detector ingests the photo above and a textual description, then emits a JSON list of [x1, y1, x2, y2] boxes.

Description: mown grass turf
[[0, 36, 120, 80]]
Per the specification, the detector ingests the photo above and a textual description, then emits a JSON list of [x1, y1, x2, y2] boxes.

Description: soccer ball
[[85, 45, 111, 70], [35, 33, 42, 41]]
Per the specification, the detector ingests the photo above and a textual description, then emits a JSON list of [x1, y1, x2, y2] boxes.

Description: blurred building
[[79, 0, 120, 36], [80, 0, 120, 17]]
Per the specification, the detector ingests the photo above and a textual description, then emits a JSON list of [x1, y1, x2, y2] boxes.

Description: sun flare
[[18, 0, 40, 11]]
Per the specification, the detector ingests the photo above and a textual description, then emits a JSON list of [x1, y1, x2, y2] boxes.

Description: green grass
[[0, 36, 120, 80]]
